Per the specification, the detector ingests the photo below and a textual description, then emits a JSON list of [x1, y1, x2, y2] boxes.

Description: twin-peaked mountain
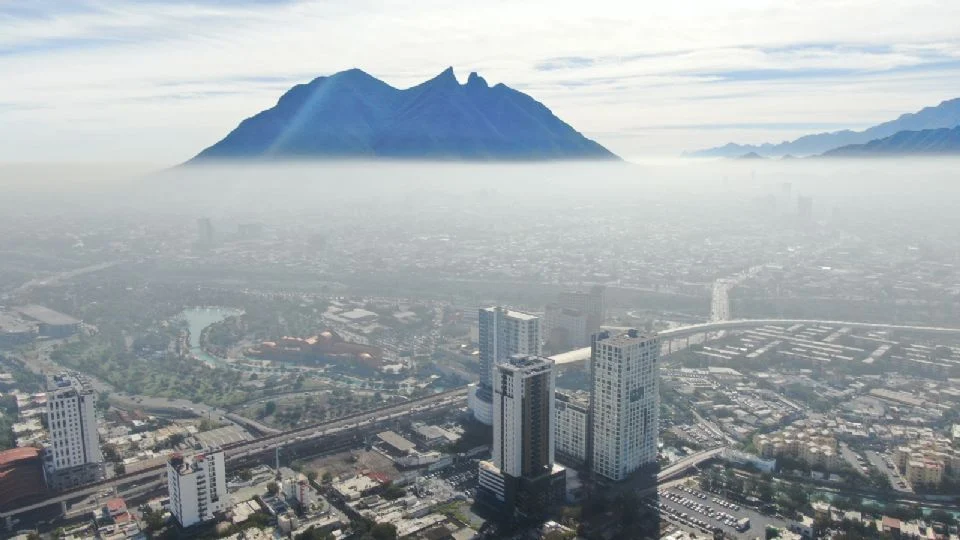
[[189, 68, 618, 162]]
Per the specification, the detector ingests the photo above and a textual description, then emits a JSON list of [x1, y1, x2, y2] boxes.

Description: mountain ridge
[[189, 68, 618, 163], [689, 97, 960, 157], [822, 125, 960, 156]]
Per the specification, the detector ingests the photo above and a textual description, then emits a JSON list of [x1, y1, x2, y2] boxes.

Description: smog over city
[[3, 1, 960, 538]]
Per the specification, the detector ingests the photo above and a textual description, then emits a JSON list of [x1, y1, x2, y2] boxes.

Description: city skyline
[[3, 1, 960, 163]]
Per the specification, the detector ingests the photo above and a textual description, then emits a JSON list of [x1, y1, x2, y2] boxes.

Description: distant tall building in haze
[[477, 355, 565, 522], [591, 329, 660, 482], [798, 196, 813, 223], [44, 373, 104, 490], [543, 286, 605, 352], [470, 307, 541, 425], [197, 217, 214, 246]]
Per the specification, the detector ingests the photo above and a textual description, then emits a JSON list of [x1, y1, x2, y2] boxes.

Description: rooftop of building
[[480, 306, 538, 321], [595, 329, 659, 346], [500, 354, 553, 372], [47, 372, 93, 394], [168, 449, 220, 475], [0, 312, 35, 334], [555, 389, 590, 407], [15, 305, 80, 326], [377, 430, 417, 454]]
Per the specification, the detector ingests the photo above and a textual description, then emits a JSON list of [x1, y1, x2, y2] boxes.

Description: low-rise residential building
[[754, 426, 843, 471], [893, 437, 960, 488]]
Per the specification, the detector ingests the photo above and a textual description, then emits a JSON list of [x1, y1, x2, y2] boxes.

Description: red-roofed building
[[94, 497, 141, 539], [0, 447, 47, 509]]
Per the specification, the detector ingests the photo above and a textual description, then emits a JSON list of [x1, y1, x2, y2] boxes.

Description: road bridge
[[550, 319, 960, 365], [1, 387, 467, 528]]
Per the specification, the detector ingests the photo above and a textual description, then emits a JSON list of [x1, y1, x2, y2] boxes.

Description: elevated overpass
[[657, 447, 725, 482], [550, 319, 960, 365], [1, 387, 468, 528]]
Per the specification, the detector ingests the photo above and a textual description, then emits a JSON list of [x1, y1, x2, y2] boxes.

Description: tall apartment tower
[[44, 373, 104, 490], [470, 307, 541, 425], [591, 329, 660, 482], [168, 449, 227, 528], [545, 286, 605, 351], [478, 355, 565, 522]]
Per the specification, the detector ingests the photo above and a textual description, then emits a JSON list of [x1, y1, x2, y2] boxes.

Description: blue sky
[[2, 0, 960, 164]]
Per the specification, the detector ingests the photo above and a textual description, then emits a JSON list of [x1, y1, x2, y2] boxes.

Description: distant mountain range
[[189, 67, 617, 162], [688, 97, 960, 158], [823, 125, 960, 156]]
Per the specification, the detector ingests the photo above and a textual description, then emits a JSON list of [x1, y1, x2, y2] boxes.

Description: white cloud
[[1, 0, 960, 163]]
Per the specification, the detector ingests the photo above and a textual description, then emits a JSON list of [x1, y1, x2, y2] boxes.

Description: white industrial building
[[44, 373, 104, 489], [591, 330, 660, 481], [167, 449, 227, 528]]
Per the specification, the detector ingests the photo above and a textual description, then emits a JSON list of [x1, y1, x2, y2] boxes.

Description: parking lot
[[654, 485, 789, 539]]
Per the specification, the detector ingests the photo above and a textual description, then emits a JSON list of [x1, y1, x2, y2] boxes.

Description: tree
[[96, 391, 111, 412], [322, 471, 333, 483], [168, 433, 186, 448], [144, 508, 164, 531], [307, 470, 319, 483], [766, 526, 781, 540], [114, 462, 126, 475], [295, 526, 334, 540], [370, 523, 398, 540], [382, 484, 405, 500], [263, 401, 277, 417], [929, 509, 956, 526], [267, 481, 280, 495]]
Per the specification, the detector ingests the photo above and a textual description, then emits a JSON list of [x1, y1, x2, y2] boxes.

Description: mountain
[[821, 126, 960, 156], [688, 97, 960, 157], [189, 68, 618, 162]]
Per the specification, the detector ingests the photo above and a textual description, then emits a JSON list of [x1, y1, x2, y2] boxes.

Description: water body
[[178, 307, 243, 367]]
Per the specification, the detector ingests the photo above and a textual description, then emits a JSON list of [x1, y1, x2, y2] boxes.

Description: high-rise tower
[[44, 373, 104, 490], [470, 307, 540, 425], [478, 355, 565, 522], [591, 329, 660, 482]]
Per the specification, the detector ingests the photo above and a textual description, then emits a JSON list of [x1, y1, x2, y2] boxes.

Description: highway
[[0, 386, 468, 525], [550, 318, 960, 365], [657, 448, 724, 482]]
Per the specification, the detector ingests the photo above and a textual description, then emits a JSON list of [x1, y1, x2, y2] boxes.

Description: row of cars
[[659, 487, 751, 533]]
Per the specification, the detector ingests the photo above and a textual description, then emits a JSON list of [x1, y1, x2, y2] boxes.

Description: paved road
[[3, 260, 123, 299], [865, 450, 912, 493]]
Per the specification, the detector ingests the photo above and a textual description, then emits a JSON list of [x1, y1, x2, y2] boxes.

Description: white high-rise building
[[554, 390, 590, 467], [478, 355, 565, 521], [168, 449, 227, 528], [591, 329, 660, 482], [471, 307, 541, 425], [45, 373, 104, 489]]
